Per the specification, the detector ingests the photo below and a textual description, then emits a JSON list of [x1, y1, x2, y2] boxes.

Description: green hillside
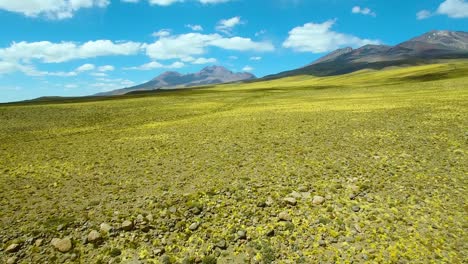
[[1, 61, 467, 263]]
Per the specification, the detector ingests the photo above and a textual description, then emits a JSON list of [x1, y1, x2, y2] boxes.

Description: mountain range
[[97, 66, 256, 96], [264, 30, 468, 79], [95, 30, 467, 96]]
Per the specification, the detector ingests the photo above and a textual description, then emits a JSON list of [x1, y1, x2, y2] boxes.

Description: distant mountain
[[97, 66, 256, 96], [265, 30, 468, 79]]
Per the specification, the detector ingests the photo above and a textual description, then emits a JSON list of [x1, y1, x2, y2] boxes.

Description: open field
[[0, 62, 467, 263]]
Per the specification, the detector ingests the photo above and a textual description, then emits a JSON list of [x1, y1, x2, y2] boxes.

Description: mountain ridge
[[264, 30, 468, 79], [97, 66, 256, 96]]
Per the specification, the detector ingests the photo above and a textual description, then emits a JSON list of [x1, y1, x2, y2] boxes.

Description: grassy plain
[[0, 61, 467, 263]]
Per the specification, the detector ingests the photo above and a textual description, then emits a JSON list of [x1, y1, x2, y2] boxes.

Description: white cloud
[[152, 29, 171, 37], [0, 0, 110, 19], [121, 0, 140, 3], [352, 6, 376, 17], [417, 10, 432, 20], [146, 32, 274, 61], [216, 16, 243, 34], [91, 72, 108, 77], [0, 40, 142, 63], [98, 65, 115, 72], [76, 63, 95, 72], [255, 30, 267, 37], [186, 24, 203, 31], [242, 66, 253, 72], [437, 0, 468, 18], [249, 56, 262, 61], [191, 57, 217, 64], [228, 55, 238, 60], [125, 61, 185, 70], [146, 0, 232, 5], [283, 20, 381, 53], [417, 0, 468, 19]]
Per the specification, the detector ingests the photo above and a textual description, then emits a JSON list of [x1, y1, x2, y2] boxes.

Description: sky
[[0, 0, 467, 102]]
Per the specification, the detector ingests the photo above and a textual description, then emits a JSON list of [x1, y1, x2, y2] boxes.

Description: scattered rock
[[318, 240, 327, 247], [237, 230, 247, 240], [352, 206, 361, 212], [266, 229, 275, 237], [87, 230, 102, 244], [289, 191, 302, 199], [146, 214, 154, 222], [121, 220, 134, 231], [215, 240, 227, 250], [312, 196, 325, 205], [109, 248, 122, 257], [283, 197, 297, 206], [5, 243, 21, 253], [6, 257, 17, 264], [298, 185, 309, 192], [51, 238, 73, 253], [57, 224, 65, 231], [278, 211, 291, 221], [100, 223, 113, 233], [35, 238, 43, 247], [153, 248, 165, 256], [189, 222, 200, 231], [265, 197, 274, 206]]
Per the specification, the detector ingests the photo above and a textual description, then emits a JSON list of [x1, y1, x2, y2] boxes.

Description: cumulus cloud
[[417, 0, 468, 19], [249, 56, 262, 61], [0, 0, 109, 19], [437, 0, 468, 18], [283, 20, 381, 53], [191, 57, 217, 64], [186, 24, 203, 31], [127, 0, 232, 5], [76, 63, 95, 72], [242, 65, 253, 72], [125, 61, 185, 70], [152, 29, 172, 37], [145, 32, 274, 61], [352, 6, 376, 17], [216, 16, 243, 34], [0, 40, 142, 63], [417, 10, 432, 20], [98, 65, 115, 72]]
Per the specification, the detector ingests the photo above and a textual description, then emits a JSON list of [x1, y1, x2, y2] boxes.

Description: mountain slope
[[265, 30, 468, 79], [98, 66, 256, 96]]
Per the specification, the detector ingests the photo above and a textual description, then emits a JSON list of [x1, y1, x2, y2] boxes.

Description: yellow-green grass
[[0, 61, 467, 263]]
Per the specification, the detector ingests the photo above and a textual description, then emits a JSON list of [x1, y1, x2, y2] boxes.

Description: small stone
[[136, 214, 145, 222], [298, 185, 309, 192], [312, 196, 325, 205], [153, 248, 165, 256], [5, 243, 21, 253], [100, 223, 112, 233], [35, 238, 44, 247], [266, 229, 275, 237], [352, 206, 361, 212], [6, 257, 17, 264], [237, 230, 247, 239], [189, 222, 200, 231], [215, 240, 227, 249], [121, 220, 134, 231], [278, 211, 291, 221], [57, 224, 65, 231], [265, 197, 274, 206], [109, 248, 122, 257], [283, 197, 297, 206], [289, 191, 302, 199], [87, 230, 102, 244], [169, 206, 177, 213], [146, 214, 154, 222], [318, 240, 327, 247], [51, 238, 73, 253]]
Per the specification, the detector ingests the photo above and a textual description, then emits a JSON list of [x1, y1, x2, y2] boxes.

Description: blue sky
[[0, 0, 467, 102]]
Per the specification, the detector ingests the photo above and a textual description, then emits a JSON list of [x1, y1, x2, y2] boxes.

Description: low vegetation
[[0, 61, 467, 263]]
